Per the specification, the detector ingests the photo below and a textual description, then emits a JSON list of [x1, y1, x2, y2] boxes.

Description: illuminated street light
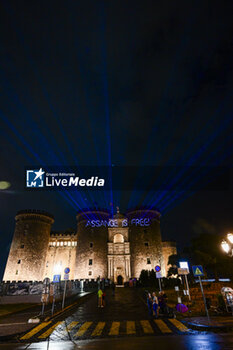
[[227, 233, 233, 244], [53, 263, 62, 274], [221, 240, 230, 254]]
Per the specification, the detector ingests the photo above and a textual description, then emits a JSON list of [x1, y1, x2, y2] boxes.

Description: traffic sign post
[[155, 266, 162, 291], [51, 283, 56, 316], [62, 268, 70, 309], [192, 265, 210, 324], [178, 266, 191, 302], [53, 274, 61, 283]]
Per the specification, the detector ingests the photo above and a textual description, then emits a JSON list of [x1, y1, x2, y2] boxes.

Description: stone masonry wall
[[127, 209, 165, 278], [74, 210, 109, 279], [3, 210, 54, 282]]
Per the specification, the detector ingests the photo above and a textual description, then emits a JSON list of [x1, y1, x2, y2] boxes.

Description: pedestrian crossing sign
[[192, 265, 204, 276], [53, 274, 61, 283]]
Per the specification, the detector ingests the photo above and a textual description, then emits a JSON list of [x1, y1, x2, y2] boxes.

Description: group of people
[[97, 281, 116, 307], [147, 290, 167, 318]]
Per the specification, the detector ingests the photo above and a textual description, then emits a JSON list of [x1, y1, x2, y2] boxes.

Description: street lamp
[[221, 233, 233, 256], [221, 240, 230, 254], [53, 263, 62, 275]]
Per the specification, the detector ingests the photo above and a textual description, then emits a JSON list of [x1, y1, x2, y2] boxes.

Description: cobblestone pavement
[[19, 288, 191, 342]]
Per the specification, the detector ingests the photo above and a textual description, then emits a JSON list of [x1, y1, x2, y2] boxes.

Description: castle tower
[[126, 207, 165, 278], [75, 208, 110, 279], [107, 208, 131, 284], [3, 210, 54, 282]]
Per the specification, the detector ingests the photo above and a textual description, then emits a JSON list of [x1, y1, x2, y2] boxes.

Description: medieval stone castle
[[3, 207, 176, 284]]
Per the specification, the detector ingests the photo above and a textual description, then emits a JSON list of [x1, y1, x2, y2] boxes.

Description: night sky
[[0, 1, 232, 278]]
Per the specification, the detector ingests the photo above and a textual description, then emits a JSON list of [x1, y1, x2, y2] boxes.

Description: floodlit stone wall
[[162, 241, 177, 276], [3, 208, 176, 282], [126, 209, 165, 278], [44, 233, 77, 280], [3, 210, 54, 282], [74, 209, 110, 279]]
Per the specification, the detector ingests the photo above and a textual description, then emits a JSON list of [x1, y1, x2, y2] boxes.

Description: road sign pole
[[198, 276, 210, 324], [62, 280, 67, 310], [51, 284, 56, 316], [158, 278, 162, 292], [185, 274, 191, 301]]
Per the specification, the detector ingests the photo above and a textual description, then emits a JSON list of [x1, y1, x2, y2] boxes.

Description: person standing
[[147, 293, 153, 316], [97, 288, 103, 308], [152, 292, 159, 318], [158, 291, 167, 314]]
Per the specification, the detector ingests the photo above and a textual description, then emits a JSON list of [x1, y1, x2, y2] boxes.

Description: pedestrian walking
[[97, 288, 103, 308], [147, 293, 153, 316], [152, 292, 159, 318]]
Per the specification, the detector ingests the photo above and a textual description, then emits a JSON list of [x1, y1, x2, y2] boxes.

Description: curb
[[0, 291, 95, 342], [183, 320, 233, 332]]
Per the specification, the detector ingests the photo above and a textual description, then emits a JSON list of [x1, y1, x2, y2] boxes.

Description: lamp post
[[221, 233, 233, 257]]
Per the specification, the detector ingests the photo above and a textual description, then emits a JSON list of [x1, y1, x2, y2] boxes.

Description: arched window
[[113, 233, 124, 243]]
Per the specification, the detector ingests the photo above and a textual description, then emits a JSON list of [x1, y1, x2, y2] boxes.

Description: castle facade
[[3, 208, 176, 284]]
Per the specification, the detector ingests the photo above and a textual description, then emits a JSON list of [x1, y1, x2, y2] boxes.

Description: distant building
[[3, 207, 176, 283]]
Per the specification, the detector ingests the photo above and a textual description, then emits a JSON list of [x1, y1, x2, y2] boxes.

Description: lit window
[[145, 242, 149, 247], [60, 242, 63, 246], [68, 241, 71, 246], [18, 260, 21, 264], [147, 258, 151, 264], [89, 259, 93, 265], [72, 241, 75, 246], [75, 241, 77, 246], [53, 242, 56, 246], [90, 242, 93, 248], [88, 271, 92, 276], [64, 241, 67, 246], [21, 244, 24, 249]]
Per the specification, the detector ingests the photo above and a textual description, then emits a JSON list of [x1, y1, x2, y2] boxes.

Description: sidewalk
[[183, 316, 233, 331], [0, 291, 91, 340]]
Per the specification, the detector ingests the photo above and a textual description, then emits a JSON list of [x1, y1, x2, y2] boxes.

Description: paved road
[[0, 292, 90, 337], [2, 334, 233, 350], [18, 288, 190, 343]]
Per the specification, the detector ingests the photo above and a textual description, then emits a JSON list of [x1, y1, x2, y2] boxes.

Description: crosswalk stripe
[[140, 320, 154, 334], [38, 321, 64, 339], [109, 321, 120, 335], [154, 319, 172, 333], [169, 319, 189, 332], [91, 322, 105, 336], [20, 321, 52, 340], [126, 321, 136, 334], [75, 322, 92, 337], [63, 321, 79, 333]]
